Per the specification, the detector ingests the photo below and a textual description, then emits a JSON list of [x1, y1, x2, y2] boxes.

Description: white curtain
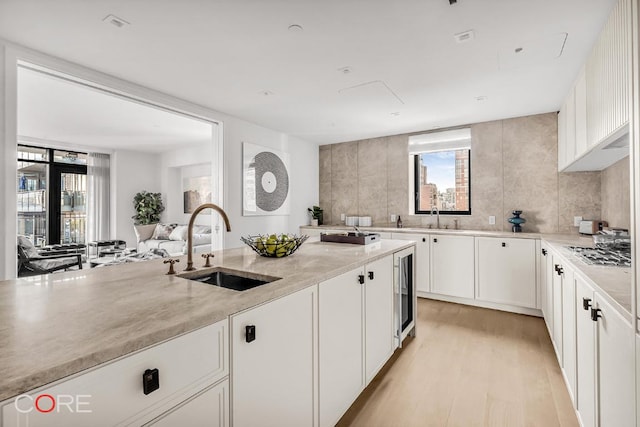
[[87, 153, 111, 243]]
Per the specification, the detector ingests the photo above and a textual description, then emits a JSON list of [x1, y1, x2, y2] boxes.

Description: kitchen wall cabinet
[[231, 286, 317, 427], [147, 380, 228, 427], [430, 234, 474, 299], [540, 243, 554, 335], [319, 255, 395, 427], [585, 0, 631, 149], [475, 237, 537, 308], [391, 232, 429, 294], [2, 319, 229, 427], [594, 293, 635, 426], [575, 276, 596, 427]]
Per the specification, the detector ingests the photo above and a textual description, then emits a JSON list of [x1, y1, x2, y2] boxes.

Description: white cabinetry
[[319, 255, 394, 427], [551, 253, 564, 361], [540, 243, 554, 335], [594, 294, 635, 426], [391, 233, 429, 294], [2, 320, 229, 427], [430, 235, 474, 299], [475, 237, 537, 308], [364, 256, 394, 383], [231, 286, 317, 427], [147, 380, 229, 427], [560, 264, 576, 403], [575, 276, 596, 427]]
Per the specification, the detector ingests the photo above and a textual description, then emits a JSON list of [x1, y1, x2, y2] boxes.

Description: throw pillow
[[169, 225, 188, 241], [192, 234, 211, 246], [17, 236, 40, 258], [152, 223, 176, 240]]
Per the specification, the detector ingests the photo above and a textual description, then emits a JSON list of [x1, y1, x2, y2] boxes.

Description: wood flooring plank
[[337, 299, 579, 427]]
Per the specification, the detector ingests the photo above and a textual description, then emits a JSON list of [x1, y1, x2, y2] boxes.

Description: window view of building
[[410, 128, 471, 215]]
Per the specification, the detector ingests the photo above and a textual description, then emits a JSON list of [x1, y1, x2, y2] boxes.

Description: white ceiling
[[17, 66, 213, 153], [0, 0, 617, 145]]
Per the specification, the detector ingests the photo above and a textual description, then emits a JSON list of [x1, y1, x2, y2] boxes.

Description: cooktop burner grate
[[566, 246, 631, 267]]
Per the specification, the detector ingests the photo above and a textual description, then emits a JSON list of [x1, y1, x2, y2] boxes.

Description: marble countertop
[[541, 234, 633, 319], [0, 239, 413, 402], [300, 224, 541, 239]]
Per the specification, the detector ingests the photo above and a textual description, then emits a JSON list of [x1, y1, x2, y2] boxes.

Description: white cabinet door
[[575, 276, 596, 427], [574, 67, 588, 157], [565, 88, 577, 166], [595, 294, 635, 427], [319, 266, 364, 427], [475, 237, 536, 308], [540, 244, 553, 334], [551, 254, 564, 361], [561, 266, 576, 404], [364, 256, 394, 384], [231, 286, 317, 427], [147, 380, 229, 427], [558, 108, 567, 171], [391, 233, 429, 293], [430, 235, 474, 299]]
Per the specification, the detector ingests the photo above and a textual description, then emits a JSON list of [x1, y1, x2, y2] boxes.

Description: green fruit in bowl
[[276, 247, 288, 257]]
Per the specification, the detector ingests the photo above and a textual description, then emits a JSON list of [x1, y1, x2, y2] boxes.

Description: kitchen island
[[0, 238, 414, 427]]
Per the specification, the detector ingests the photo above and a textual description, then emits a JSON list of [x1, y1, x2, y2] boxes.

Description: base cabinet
[[575, 276, 596, 427], [475, 237, 537, 308], [147, 379, 228, 427], [231, 286, 317, 427], [391, 233, 429, 293], [551, 254, 565, 361], [561, 266, 576, 403], [540, 243, 554, 334], [430, 235, 474, 299]]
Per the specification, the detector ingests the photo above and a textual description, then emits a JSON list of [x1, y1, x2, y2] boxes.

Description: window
[[410, 128, 471, 215]]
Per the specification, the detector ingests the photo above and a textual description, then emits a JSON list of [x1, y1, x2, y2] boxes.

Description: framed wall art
[[243, 142, 290, 216]]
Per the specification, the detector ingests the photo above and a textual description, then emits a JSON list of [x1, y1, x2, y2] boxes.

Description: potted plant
[[132, 191, 165, 225], [307, 206, 323, 226]]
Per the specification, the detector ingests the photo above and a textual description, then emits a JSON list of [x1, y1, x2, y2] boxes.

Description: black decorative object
[[508, 210, 526, 232]]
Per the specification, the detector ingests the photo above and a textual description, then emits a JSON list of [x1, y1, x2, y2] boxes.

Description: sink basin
[[179, 268, 280, 292]]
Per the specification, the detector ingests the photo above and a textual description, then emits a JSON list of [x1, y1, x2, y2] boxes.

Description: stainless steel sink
[[179, 268, 280, 292]]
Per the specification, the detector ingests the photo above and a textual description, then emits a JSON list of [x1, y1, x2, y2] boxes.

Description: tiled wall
[[601, 157, 631, 230], [319, 112, 605, 233]]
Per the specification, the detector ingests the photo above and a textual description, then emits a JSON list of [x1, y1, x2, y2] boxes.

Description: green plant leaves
[[132, 191, 165, 225]]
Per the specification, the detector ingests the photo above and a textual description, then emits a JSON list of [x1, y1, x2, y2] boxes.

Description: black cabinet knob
[[542, 249, 547, 256], [556, 267, 564, 276], [143, 368, 160, 395], [554, 264, 560, 272], [582, 298, 592, 310], [433, 238, 438, 243], [501, 242, 506, 247], [590, 308, 602, 322], [422, 237, 426, 242], [358, 274, 365, 284], [368, 271, 374, 280], [245, 325, 256, 343]]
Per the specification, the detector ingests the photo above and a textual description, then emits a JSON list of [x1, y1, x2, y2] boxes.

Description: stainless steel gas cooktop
[[566, 246, 631, 267]]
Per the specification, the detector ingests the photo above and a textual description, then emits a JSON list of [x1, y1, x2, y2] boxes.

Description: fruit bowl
[[241, 234, 309, 258]]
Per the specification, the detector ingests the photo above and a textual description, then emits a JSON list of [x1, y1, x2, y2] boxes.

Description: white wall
[[222, 119, 319, 248], [111, 149, 162, 250], [0, 39, 319, 279]]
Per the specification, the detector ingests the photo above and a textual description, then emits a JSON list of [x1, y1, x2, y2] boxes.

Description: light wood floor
[[337, 299, 579, 427]]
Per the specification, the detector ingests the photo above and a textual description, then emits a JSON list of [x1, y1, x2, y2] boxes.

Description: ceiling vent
[[454, 30, 475, 43], [102, 14, 130, 28]]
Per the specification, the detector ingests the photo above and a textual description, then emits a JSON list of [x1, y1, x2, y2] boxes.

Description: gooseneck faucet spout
[[431, 206, 440, 229], [185, 203, 231, 271]]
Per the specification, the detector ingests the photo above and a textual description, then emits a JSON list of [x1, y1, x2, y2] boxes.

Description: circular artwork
[[253, 151, 289, 211]]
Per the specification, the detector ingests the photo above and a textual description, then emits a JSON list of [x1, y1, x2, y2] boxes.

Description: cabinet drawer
[[2, 319, 228, 427]]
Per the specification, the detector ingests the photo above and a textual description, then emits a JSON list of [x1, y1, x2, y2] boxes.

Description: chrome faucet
[[185, 203, 231, 271], [430, 206, 440, 229]]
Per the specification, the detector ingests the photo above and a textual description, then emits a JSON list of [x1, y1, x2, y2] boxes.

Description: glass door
[[17, 146, 49, 246], [51, 166, 87, 244]]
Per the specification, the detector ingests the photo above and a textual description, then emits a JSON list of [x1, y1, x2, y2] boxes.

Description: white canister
[[359, 216, 372, 227], [345, 216, 359, 226]]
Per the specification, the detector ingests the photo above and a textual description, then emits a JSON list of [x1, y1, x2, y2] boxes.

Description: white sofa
[[134, 223, 212, 256]]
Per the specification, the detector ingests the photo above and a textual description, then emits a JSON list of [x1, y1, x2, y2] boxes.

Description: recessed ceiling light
[[391, 112, 401, 117], [102, 14, 130, 28], [288, 24, 304, 32], [259, 90, 274, 96], [515, 47, 524, 53], [475, 96, 488, 102], [337, 66, 352, 75], [454, 30, 475, 43]]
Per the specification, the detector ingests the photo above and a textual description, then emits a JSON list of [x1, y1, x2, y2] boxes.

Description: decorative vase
[[508, 210, 526, 232], [316, 211, 323, 226], [311, 219, 319, 227]]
